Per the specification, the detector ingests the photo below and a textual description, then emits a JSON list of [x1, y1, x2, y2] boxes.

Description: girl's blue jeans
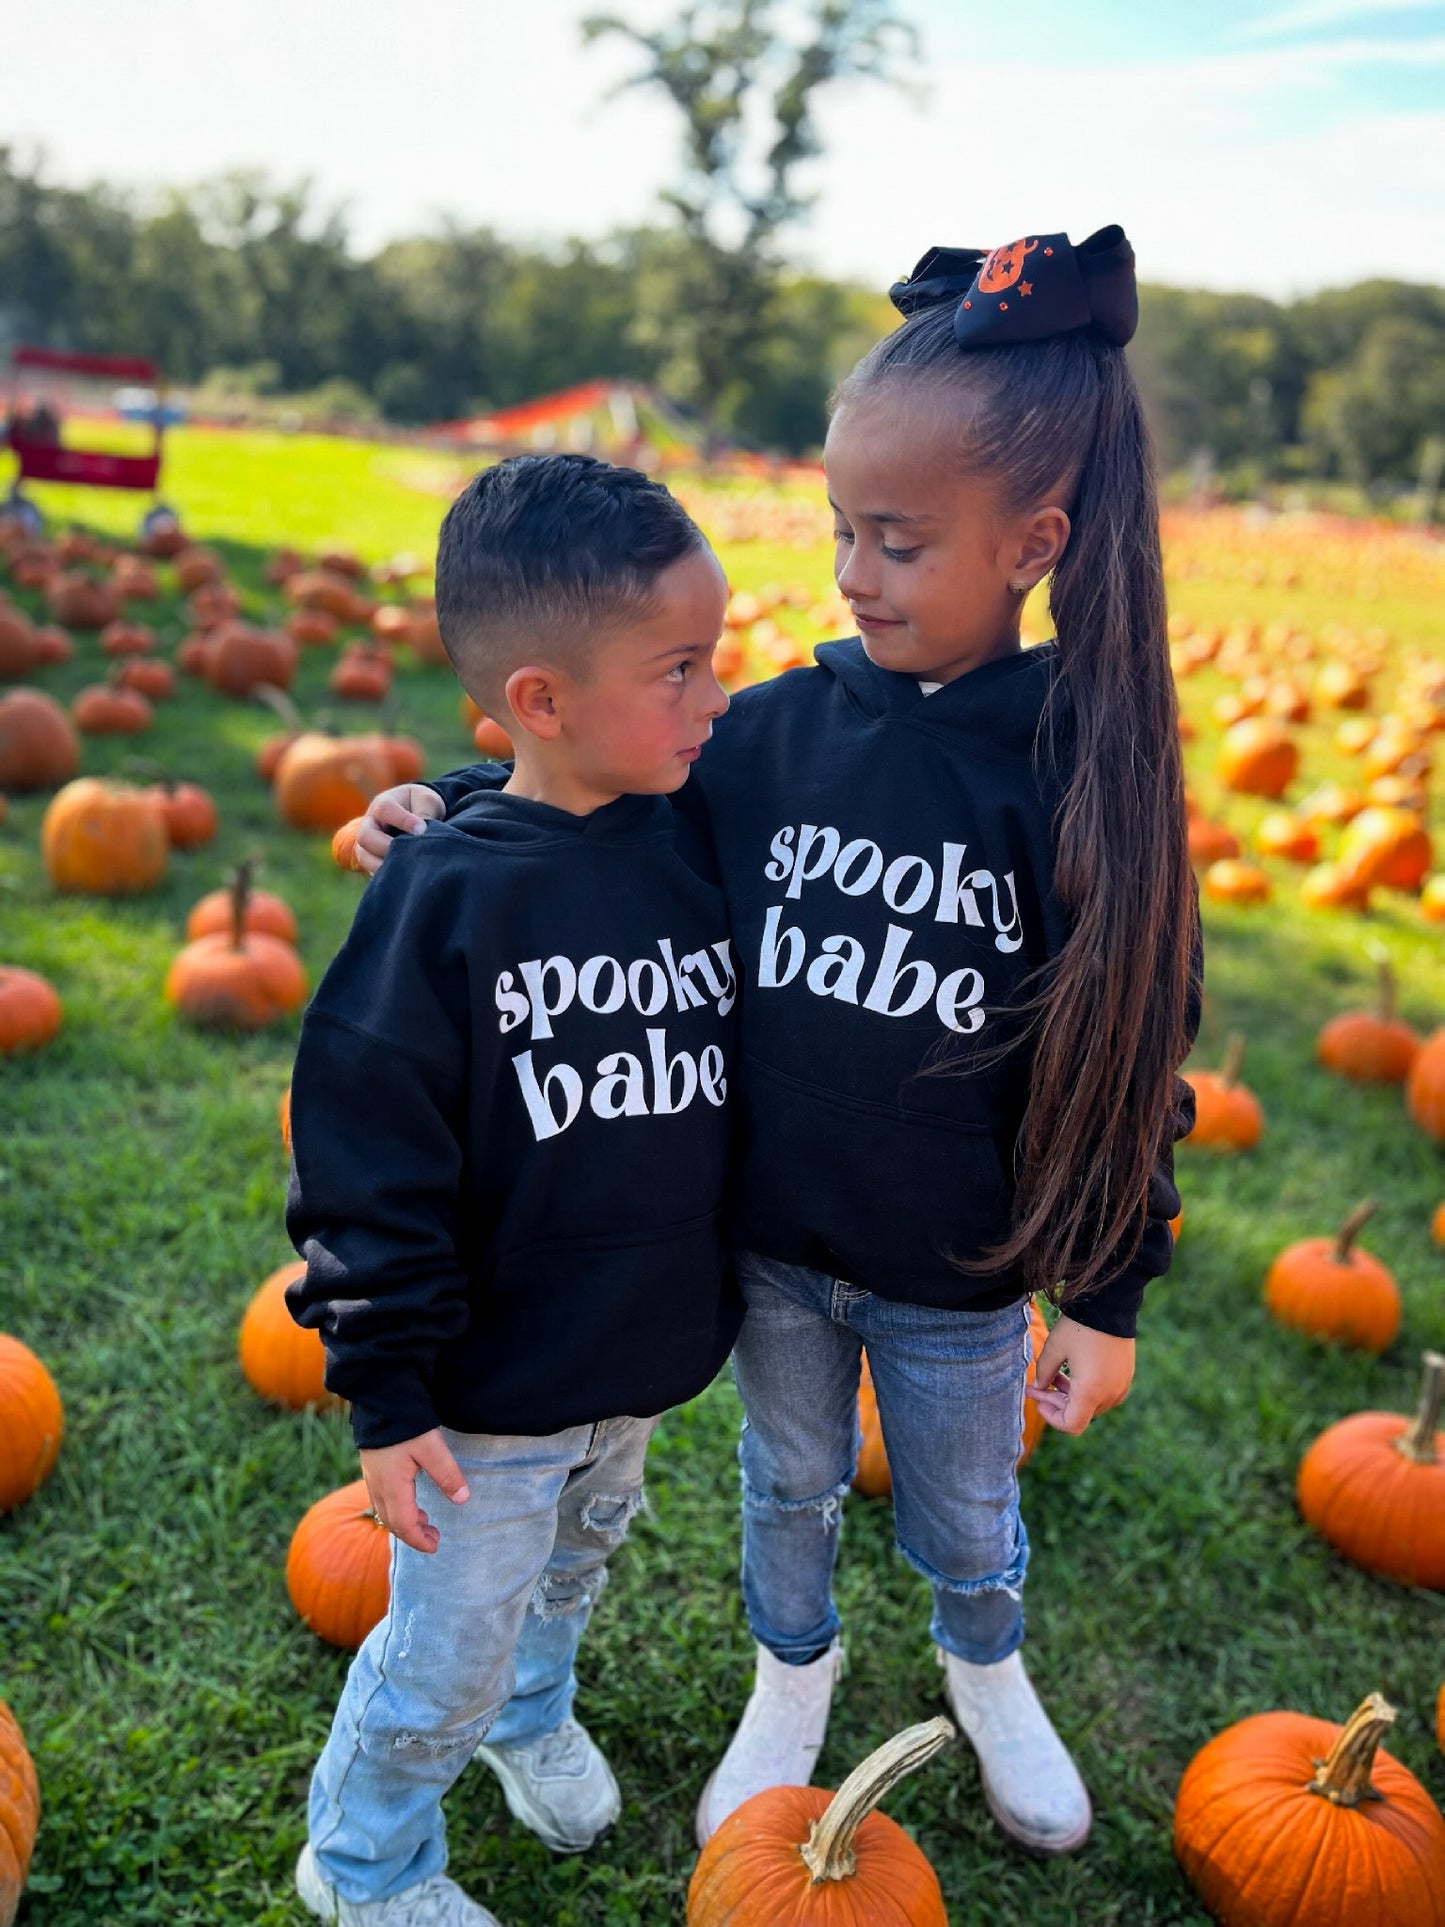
[[307, 1415, 656, 1904], [732, 1250, 1032, 1667]]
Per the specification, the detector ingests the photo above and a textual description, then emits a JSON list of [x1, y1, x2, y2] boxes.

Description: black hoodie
[[285, 788, 742, 1448], [427, 639, 1201, 1339]]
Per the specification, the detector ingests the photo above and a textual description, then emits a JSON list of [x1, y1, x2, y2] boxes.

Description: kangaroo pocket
[[433, 1211, 738, 1434], [735, 1053, 1016, 1298]]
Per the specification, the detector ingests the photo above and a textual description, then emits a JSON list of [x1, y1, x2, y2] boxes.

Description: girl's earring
[[1009, 580, 1029, 596]]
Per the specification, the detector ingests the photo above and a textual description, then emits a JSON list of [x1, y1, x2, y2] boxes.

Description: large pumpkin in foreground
[[287, 1480, 392, 1649], [0, 1335, 63, 1513], [687, 1719, 954, 1927], [0, 1699, 39, 1927], [1296, 1350, 1444, 1590], [1174, 1693, 1445, 1926]]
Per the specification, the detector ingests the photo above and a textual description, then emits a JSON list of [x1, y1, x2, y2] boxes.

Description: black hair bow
[[888, 225, 1138, 349]]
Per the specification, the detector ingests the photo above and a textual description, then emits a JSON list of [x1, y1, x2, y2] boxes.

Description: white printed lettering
[[590, 1050, 649, 1119], [759, 905, 805, 988], [806, 933, 866, 1004], [862, 923, 936, 1017], [786, 824, 841, 900], [512, 1051, 584, 1139]]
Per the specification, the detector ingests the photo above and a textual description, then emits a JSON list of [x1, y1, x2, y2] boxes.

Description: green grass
[[2, 445, 1444, 1924]]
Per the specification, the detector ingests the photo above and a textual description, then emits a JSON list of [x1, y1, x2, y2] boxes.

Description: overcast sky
[[4, 0, 1443, 298]]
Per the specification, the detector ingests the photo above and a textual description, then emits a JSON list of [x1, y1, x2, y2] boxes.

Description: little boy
[[285, 454, 741, 1927]]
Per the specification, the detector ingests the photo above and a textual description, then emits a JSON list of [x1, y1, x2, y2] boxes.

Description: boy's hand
[[359, 1429, 471, 1553], [1025, 1314, 1135, 1436], [354, 784, 447, 876]]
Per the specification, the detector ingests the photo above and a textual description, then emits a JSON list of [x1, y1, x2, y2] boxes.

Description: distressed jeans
[[307, 1415, 657, 1904], [733, 1251, 1032, 1668]]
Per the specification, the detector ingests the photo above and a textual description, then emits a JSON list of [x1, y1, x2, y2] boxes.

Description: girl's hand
[[1024, 1314, 1135, 1437], [353, 784, 446, 876], [359, 1429, 471, 1553]]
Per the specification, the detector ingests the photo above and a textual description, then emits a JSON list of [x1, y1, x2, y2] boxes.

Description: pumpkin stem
[[228, 854, 260, 952], [1395, 1350, 1444, 1466], [1374, 957, 1396, 1023], [253, 682, 302, 730], [1306, 1693, 1395, 1807], [1332, 1199, 1377, 1263], [1219, 1033, 1246, 1090], [798, 1718, 954, 1883]]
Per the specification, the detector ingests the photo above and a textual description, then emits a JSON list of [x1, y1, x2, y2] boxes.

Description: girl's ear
[[502, 665, 564, 741], [1013, 504, 1072, 587]]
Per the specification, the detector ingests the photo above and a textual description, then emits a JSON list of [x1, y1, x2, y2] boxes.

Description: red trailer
[[6, 345, 167, 496]]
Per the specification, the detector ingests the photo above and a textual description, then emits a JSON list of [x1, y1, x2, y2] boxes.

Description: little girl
[[355, 224, 1201, 1859]]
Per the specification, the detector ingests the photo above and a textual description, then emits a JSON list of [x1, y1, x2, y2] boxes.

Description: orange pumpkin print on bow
[[978, 238, 1039, 294]]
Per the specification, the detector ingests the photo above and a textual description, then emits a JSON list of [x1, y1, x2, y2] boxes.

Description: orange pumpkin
[[204, 622, 297, 697], [279, 1084, 292, 1152], [166, 863, 308, 1030], [238, 1261, 338, 1411], [187, 884, 297, 944], [172, 544, 223, 591], [687, 1719, 953, 1927], [1296, 782, 1363, 831], [1300, 861, 1372, 913], [1203, 858, 1271, 905], [1187, 818, 1240, 866], [287, 1479, 392, 1649], [45, 569, 119, 630], [70, 682, 153, 736], [99, 618, 154, 657], [0, 608, 37, 680], [1182, 1036, 1264, 1151], [0, 1698, 40, 1927], [0, 689, 80, 793], [1316, 962, 1420, 1083], [1174, 1693, 1445, 1927], [1254, 812, 1319, 864], [1336, 807, 1432, 894], [1217, 717, 1299, 799], [287, 607, 340, 648], [115, 656, 176, 701], [330, 643, 393, 703], [0, 968, 63, 1055], [1432, 1202, 1445, 1247], [41, 778, 169, 895], [1417, 877, 1445, 924], [472, 715, 514, 760], [1264, 1201, 1401, 1353], [1405, 1030, 1445, 1141], [0, 1334, 63, 1513], [331, 815, 366, 873], [1297, 1350, 1445, 1589], [28, 624, 73, 667], [146, 780, 219, 851], [273, 730, 394, 834], [284, 570, 375, 626]]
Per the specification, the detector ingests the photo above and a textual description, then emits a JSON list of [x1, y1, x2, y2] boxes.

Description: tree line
[[2, 148, 1443, 491]]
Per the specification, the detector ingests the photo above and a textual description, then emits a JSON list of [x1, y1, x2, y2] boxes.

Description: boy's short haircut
[[434, 453, 708, 704]]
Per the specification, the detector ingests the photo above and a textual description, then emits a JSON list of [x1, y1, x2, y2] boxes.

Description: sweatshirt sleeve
[[1060, 890, 1204, 1341], [284, 840, 475, 1449], [424, 761, 510, 815]]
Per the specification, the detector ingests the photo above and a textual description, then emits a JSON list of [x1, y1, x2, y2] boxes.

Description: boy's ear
[[1014, 505, 1071, 582], [503, 665, 564, 741]]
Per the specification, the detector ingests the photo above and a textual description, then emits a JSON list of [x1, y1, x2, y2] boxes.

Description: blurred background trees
[[3, 136, 1444, 493]]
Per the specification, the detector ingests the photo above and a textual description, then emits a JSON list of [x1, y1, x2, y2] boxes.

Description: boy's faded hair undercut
[[434, 453, 707, 704]]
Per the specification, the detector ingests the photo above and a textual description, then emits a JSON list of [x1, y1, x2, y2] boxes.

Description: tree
[[580, 1, 917, 430]]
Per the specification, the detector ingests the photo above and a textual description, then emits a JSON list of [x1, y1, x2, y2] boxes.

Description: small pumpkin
[[0, 1334, 64, 1513], [238, 1261, 338, 1411], [1182, 1035, 1264, 1152], [145, 779, 219, 851], [71, 680, 153, 736], [1316, 961, 1420, 1083], [187, 883, 297, 944], [0, 689, 80, 793], [45, 569, 119, 630], [1217, 717, 1299, 799], [1300, 861, 1372, 913], [1405, 1029, 1445, 1142], [204, 622, 297, 697], [1336, 806, 1433, 895], [1174, 1692, 1445, 1927], [473, 715, 514, 760], [329, 643, 393, 703], [273, 729, 393, 834], [1297, 1350, 1445, 1589], [166, 860, 308, 1030], [99, 618, 155, 657], [687, 1719, 954, 1927], [1187, 817, 1240, 866], [0, 608, 37, 680], [0, 968, 63, 1055], [1264, 1200, 1401, 1353], [1203, 858, 1271, 905], [287, 1478, 392, 1649], [172, 544, 223, 592], [1254, 812, 1319, 864], [0, 1698, 40, 1927], [29, 624, 73, 667], [286, 607, 339, 648], [115, 656, 175, 701], [331, 815, 367, 873], [41, 778, 169, 895]]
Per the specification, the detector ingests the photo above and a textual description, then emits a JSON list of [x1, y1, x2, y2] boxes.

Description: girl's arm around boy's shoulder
[[285, 830, 477, 1452]]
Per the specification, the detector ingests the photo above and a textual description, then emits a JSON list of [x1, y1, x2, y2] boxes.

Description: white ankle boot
[[695, 1640, 843, 1846], [939, 1647, 1092, 1853]]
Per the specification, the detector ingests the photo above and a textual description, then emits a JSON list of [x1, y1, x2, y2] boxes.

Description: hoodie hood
[[444, 787, 672, 849]]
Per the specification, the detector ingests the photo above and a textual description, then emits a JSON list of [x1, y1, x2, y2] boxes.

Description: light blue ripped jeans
[[307, 1416, 657, 1904], [733, 1251, 1032, 1668]]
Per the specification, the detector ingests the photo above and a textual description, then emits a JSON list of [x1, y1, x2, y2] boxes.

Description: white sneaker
[[938, 1647, 1092, 1854], [295, 1843, 500, 1925], [474, 1715, 620, 1854], [695, 1640, 843, 1846]]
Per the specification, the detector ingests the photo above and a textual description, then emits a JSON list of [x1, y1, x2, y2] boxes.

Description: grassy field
[[1, 429, 1443, 1924]]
